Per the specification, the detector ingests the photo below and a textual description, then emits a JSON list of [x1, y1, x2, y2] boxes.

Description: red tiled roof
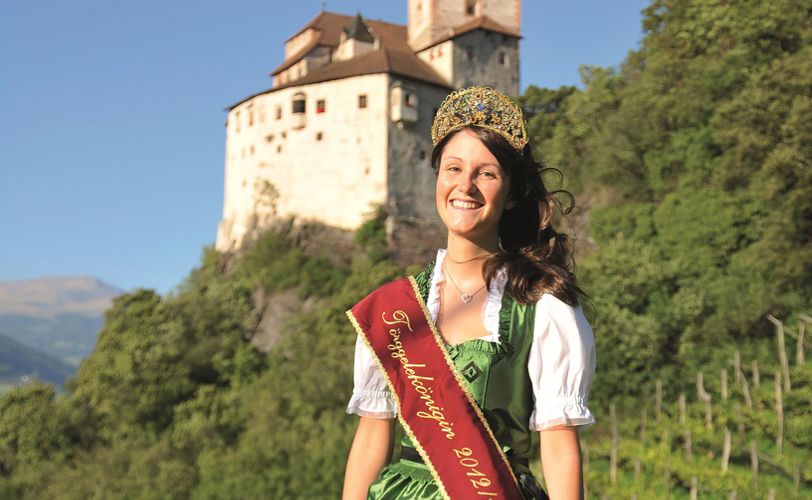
[[415, 15, 521, 51], [285, 47, 447, 88], [228, 47, 449, 110], [272, 12, 410, 75]]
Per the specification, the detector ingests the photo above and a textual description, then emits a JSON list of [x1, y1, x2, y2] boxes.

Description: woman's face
[[435, 129, 511, 243]]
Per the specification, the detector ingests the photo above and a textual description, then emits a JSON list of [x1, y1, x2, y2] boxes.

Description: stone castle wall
[[217, 74, 391, 251], [452, 30, 519, 95]]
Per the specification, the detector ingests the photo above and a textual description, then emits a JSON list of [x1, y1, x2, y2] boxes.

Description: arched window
[[292, 93, 306, 114]]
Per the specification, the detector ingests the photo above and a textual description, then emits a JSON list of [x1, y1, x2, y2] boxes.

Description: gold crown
[[431, 86, 527, 151]]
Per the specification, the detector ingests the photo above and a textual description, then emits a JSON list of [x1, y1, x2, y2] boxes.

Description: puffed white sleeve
[[528, 294, 596, 431], [346, 334, 398, 419]]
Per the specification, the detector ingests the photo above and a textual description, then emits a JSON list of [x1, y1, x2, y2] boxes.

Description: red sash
[[347, 276, 522, 500]]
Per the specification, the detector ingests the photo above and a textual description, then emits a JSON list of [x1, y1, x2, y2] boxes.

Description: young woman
[[343, 86, 595, 500]]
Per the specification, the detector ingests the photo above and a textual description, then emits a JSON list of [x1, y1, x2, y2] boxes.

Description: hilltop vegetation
[[1, 0, 810, 497]]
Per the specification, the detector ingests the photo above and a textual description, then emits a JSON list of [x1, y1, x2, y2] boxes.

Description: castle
[[215, 0, 521, 252]]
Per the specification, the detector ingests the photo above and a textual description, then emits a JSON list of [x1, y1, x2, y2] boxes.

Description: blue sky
[[0, 0, 649, 295]]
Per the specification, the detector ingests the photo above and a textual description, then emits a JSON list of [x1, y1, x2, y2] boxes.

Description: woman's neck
[[444, 233, 498, 283], [446, 232, 499, 259]]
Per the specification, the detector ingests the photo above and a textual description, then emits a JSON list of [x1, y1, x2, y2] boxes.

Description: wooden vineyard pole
[[752, 360, 760, 389], [697, 371, 712, 430], [767, 314, 791, 391], [632, 459, 641, 500], [750, 440, 759, 483], [737, 363, 753, 410], [685, 428, 693, 459], [798, 314, 810, 364], [775, 371, 784, 455], [794, 463, 802, 495], [734, 351, 741, 384], [721, 427, 731, 473], [721, 368, 728, 400]]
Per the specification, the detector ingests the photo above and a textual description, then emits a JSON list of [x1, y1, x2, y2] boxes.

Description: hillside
[[0, 276, 121, 366], [0, 333, 74, 388]]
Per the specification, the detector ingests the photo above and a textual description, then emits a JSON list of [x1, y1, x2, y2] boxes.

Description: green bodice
[[402, 263, 537, 459]]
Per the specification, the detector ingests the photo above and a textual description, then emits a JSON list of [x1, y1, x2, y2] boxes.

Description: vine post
[[774, 371, 783, 455], [721, 427, 731, 473], [767, 314, 791, 391]]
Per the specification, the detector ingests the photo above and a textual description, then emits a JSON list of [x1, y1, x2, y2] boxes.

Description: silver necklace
[[442, 260, 486, 304]]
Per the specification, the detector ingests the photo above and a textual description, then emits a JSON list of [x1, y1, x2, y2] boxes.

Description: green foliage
[[0, 384, 69, 492], [354, 205, 389, 264], [70, 289, 197, 439], [2, 1, 811, 497], [529, 0, 812, 397]]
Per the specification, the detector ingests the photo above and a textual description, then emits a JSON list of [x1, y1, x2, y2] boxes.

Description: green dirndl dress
[[366, 267, 547, 500]]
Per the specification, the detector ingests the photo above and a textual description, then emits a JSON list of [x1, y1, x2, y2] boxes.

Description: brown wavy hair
[[431, 126, 583, 306]]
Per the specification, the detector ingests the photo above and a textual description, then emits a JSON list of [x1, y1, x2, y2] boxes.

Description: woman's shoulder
[[533, 293, 593, 341]]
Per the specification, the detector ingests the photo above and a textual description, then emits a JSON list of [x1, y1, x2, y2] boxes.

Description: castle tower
[[408, 0, 521, 95], [408, 0, 520, 50]]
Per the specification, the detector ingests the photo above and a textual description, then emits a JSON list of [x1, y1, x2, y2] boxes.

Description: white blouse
[[346, 249, 596, 431]]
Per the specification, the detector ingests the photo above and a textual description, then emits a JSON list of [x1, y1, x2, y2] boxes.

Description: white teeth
[[452, 200, 480, 209]]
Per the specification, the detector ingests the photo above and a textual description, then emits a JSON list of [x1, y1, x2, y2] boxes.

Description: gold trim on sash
[[346, 311, 452, 500], [406, 276, 519, 487], [346, 275, 520, 498]]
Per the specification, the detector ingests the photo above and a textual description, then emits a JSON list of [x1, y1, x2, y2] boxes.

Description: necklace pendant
[[460, 293, 473, 303]]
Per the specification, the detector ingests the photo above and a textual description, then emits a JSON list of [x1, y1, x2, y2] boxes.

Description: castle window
[[277, 145, 282, 153], [358, 94, 368, 108], [248, 107, 254, 126], [250, 145, 255, 156], [465, 47, 475, 61], [465, 0, 479, 16], [498, 52, 509, 66], [292, 98, 306, 114], [316, 132, 323, 141], [282, 131, 287, 139], [390, 83, 418, 123], [266, 134, 274, 143], [419, 150, 426, 160], [275, 106, 282, 120], [316, 99, 326, 113], [404, 92, 416, 108], [292, 92, 307, 129], [234, 111, 240, 133]]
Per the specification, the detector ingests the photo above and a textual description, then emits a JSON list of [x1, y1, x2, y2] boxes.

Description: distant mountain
[[0, 276, 121, 317], [0, 276, 123, 367], [0, 332, 75, 387]]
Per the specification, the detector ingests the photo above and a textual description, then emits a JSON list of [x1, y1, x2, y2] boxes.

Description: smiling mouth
[[450, 199, 483, 209]]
